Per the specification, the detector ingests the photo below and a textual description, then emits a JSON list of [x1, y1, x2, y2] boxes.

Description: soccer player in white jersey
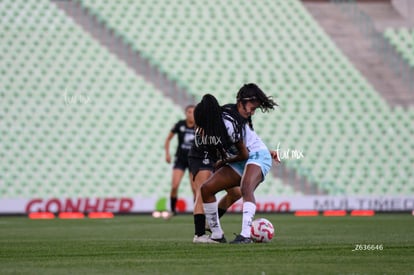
[[194, 83, 279, 244]]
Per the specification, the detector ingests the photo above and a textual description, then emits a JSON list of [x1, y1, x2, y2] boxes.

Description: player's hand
[[166, 154, 171, 164], [270, 150, 280, 163], [213, 159, 226, 170]]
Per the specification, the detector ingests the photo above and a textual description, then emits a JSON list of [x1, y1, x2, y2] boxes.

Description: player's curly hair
[[236, 83, 278, 112]]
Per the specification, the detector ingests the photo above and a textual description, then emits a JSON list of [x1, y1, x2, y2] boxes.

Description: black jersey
[[188, 127, 219, 178], [171, 120, 195, 160], [189, 104, 247, 161], [188, 127, 219, 162], [220, 105, 247, 158]]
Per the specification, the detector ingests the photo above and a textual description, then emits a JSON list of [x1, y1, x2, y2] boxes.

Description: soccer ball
[[250, 218, 274, 243]]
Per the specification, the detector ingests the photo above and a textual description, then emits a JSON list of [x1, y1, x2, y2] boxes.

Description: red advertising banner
[[0, 196, 413, 214]]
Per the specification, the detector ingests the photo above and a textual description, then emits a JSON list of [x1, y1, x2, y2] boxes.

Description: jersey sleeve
[[171, 121, 181, 134]]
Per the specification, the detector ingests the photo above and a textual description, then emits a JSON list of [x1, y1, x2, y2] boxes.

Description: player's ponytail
[[194, 94, 222, 133], [194, 94, 230, 157]]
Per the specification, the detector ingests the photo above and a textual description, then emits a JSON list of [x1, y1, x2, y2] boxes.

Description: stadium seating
[[75, 0, 414, 195], [0, 0, 188, 198], [0, 0, 297, 199], [1, 0, 413, 200]]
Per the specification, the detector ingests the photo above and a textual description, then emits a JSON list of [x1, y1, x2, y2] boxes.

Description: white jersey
[[223, 118, 267, 154]]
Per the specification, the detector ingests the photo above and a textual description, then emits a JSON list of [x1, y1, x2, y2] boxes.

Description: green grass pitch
[[0, 214, 413, 274]]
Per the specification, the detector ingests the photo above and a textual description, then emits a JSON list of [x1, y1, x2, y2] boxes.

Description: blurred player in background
[[195, 84, 278, 244], [164, 105, 196, 217]]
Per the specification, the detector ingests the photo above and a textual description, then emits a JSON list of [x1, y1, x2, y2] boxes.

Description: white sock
[[241, 201, 256, 238], [203, 201, 224, 239]]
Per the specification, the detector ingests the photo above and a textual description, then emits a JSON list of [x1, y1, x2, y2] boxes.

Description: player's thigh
[[194, 170, 213, 188], [202, 166, 240, 195]]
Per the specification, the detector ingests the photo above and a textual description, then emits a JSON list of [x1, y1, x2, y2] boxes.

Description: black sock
[[194, 214, 206, 236], [218, 208, 227, 218], [170, 197, 177, 213]]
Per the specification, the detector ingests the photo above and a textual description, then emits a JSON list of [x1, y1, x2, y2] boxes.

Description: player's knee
[[229, 188, 242, 201], [171, 180, 180, 189]]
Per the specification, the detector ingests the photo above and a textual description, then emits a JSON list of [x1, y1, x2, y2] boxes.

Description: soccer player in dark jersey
[[164, 105, 196, 216], [189, 129, 241, 243]]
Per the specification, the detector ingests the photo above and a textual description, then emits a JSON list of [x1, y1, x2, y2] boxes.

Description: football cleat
[[230, 234, 253, 244], [193, 234, 219, 244], [210, 235, 227, 243]]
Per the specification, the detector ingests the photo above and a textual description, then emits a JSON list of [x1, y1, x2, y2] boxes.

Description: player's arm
[[164, 131, 175, 163], [214, 140, 249, 170]]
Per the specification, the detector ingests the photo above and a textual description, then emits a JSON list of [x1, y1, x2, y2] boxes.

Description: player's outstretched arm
[[270, 150, 280, 163]]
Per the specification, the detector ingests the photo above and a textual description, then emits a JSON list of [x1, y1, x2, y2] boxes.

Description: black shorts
[[188, 156, 214, 180], [173, 157, 189, 171]]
